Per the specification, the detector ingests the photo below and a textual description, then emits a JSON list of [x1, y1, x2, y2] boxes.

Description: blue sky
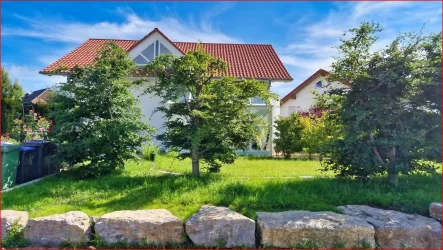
[[2, 1, 442, 97]]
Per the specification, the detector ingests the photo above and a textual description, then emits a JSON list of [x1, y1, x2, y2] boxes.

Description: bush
[[1, 219, 30, 248], [50, 42, 154, 176], [274, 113, 304, 158], [141, 142, 159, 161], [9, 110, 51, 142]]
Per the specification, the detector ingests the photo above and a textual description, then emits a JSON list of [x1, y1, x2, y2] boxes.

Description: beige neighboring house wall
[[280, 69, 348, 117]]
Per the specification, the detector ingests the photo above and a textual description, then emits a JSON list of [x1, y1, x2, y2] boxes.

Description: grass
[[2, 154, 441, 220]]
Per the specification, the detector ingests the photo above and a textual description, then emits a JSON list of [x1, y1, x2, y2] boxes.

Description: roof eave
[[39, 71, 70, 76]]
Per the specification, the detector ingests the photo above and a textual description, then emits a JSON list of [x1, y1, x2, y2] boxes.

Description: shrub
[[1, 219, 30, 248], [9, 110, 52, 142], [50, 42, 154, 176], [274, 113, 304, 158], [141, 142, 159, 161]]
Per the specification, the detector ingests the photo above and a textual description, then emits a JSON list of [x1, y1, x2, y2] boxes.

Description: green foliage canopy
[[1, 68, 25, 135], [144, 45, 276, 176], [274, 113, 304, 158], [51, 42, 154, 176], [322, 22, 442, 186]]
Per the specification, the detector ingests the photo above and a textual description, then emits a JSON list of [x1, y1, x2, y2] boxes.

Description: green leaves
[[51, 41, 154, 176], [145, 43, 275, 175], [323, 23, 442, 186], [1, 68, 25, 135], [274, 113, 304, 158]]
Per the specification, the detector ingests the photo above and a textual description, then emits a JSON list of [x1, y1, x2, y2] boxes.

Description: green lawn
[[2, 154, 441, 220]]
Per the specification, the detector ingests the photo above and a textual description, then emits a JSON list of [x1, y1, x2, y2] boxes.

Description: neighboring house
[[23, 88, 51, 105], [280, 69, 348, 117], [40, 28, 293, 155]]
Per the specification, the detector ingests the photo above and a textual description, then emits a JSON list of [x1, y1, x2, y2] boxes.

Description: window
[[288, 106, 300, 114], [141, 44, 155, 61], [250, 97, 266, 105], [315, 81, 323, 88], [133, 40, 173, 65], [160, 43, 172, 55]]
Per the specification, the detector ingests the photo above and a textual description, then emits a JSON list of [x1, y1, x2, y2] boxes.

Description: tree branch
[[367, 82, 383, 93], [369, 133, 385, 166]]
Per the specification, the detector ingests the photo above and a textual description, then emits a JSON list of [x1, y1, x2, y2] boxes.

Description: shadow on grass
[[241, 155, 320, 162], [2, 164, 441, 220], [211, 173, 442, 219], [2, 166, 221, 216]]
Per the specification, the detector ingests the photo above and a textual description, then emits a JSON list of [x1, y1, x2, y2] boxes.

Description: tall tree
[[51, 42, 153, 176], [144, 45, 275, 176], [1, 69, 25, 134], [322, 22, 442, 186]]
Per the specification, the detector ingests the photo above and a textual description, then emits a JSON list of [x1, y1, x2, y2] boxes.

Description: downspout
[[268, 79, 274, 155]]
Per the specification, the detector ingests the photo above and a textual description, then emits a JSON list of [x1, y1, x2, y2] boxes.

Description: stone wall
[[1, 203, 441, 248]]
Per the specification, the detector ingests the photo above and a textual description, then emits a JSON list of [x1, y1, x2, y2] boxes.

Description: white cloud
[[2, 6, 242, 92], [280, 55, 334, 72], [273, 1, 442, 98], [3, 9, 242, 44], [352, 2, 412, 19], [4, 64, 66, 92], [282, 43, 337, 55]]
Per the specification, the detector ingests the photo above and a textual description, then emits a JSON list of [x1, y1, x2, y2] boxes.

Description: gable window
[[315, 81, 323, 88], [133, 40, 173, 65]]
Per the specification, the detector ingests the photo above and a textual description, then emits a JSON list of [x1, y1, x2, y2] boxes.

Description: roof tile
[[40, 29, 292, 81]]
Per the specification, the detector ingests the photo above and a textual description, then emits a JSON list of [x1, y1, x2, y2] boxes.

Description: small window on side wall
[[316, 81, 323, 88]]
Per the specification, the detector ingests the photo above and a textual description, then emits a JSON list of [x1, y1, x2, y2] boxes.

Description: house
[[280, 69, 348, 117], [23, 88, 52, 105], [40, 28, 293, 155]]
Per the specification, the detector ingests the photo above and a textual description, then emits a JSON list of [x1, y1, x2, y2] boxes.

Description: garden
[[2, 153, 441, 220], [1, 22, 442, 248]]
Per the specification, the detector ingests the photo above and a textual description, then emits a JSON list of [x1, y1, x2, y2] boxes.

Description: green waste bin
[[2, 142, 21, 189]]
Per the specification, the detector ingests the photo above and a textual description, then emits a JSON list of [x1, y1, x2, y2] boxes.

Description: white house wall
[[128, 32, 183, 59], [280, 75, 346, 117], [130, 79, 166, 145], [130, 77, 280, 154]]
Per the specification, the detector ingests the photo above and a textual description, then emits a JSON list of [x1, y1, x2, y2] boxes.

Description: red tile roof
[[40, 29, 292, 81]]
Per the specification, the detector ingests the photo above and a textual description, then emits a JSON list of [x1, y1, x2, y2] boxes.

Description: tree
[[51, 41, 153, 176], [322, 22, 442, 186], [144, 45, 275, 176], [1, 69, 24, 135], [274, 113, 304, 158]]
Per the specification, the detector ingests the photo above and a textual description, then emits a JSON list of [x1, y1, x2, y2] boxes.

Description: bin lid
[[20, 146, 36, 152], [22, 140, 54, 146], [1, 142, 21, 152]]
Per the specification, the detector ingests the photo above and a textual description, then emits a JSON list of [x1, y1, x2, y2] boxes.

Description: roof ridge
[[88, 38, 138, 41], [173, 41, 272, 46], [85, 38, 272, 46]]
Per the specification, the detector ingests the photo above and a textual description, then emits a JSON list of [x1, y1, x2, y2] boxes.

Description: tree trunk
[[191, 147, 200, 176], [387, 146, 398, 187], [388, 170, 399, 187], [308, 152, 312, 160]]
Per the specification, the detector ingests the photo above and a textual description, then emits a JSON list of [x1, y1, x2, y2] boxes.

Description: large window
[[133, 40, 172, 65]]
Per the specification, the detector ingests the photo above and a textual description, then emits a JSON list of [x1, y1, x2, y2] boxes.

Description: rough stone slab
[[256, 210, 375, 248], [94, 209, 185, 245], [185, 206, 255, 248], [24, 211, 91, 247], [338, 205, 442, 248], [429, 202, 442, 221], [1, 210, 28, 239]]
